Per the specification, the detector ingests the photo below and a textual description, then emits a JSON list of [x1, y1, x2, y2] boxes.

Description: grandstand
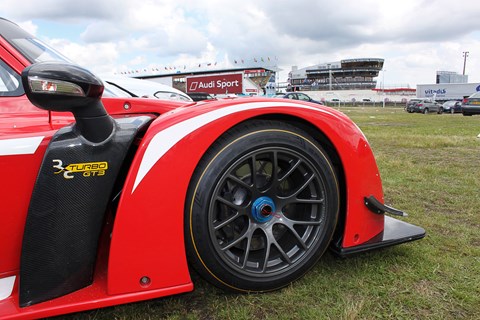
[[134, 65, 278, 95], [288, 58, 384, 91]]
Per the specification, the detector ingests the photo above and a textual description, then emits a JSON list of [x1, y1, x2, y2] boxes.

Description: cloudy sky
[[1, 0, 479, 87]]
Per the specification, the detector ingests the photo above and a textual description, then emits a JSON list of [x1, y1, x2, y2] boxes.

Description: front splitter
[[331, 216, 426, 257]]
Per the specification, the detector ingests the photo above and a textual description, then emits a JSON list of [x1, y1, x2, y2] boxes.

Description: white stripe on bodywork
[[0, 276, 15, 301], [133, 101, 322, 192], [0, 136, 44, 156]]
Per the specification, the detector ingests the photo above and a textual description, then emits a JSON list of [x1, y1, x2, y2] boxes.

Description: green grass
[[55, 108, 480, 320]]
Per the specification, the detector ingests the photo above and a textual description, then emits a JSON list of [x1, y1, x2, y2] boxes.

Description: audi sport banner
[[187, 73, 243, 94]]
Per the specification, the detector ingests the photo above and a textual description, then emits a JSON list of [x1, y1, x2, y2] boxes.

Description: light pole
[[327, 63, 332, 91], [382, 69, 387, 108], [463, 51, 469, 75]]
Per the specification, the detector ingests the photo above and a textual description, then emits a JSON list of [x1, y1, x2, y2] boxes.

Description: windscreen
[[10, 38, 73, 64], [0, 18, 72, 64]]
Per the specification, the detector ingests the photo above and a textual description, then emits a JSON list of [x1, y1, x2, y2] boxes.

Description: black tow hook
[[364, 195, 408, 217]]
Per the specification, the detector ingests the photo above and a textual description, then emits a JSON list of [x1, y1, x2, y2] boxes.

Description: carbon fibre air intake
[[19, 118, 152, 307], [19, 62, 152, 307]]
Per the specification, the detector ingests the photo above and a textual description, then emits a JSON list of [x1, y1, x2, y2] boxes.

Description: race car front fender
[[107, 99, 391, 295]]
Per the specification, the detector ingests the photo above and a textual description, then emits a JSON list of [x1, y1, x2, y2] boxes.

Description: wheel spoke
[[253, 152, 275, 193], [293, 173, 315, 197], [280, 216, 321, 249], [273, 240, 293, 264], [249, 155, 257, 188], [284, 219, 322, 226], [228, 173, 253, 189], [280, 172, 316, 202], [215, 195, 244, 211], [271, 151, 279, 183], [291, 198, 324, 204], [213, 211, 242, 230], [241, 235, 253, 269], [261, 238, 272, 272], [221, 230, 249, 251], [278, 158, 301, 183]]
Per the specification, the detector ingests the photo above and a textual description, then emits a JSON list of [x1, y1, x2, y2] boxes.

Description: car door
[[296, 93, 311, 101], [0, 52, 53, 276], [285, 93, 297, 100], [455, 101, 461, 112], [429, 99, 439, 112]]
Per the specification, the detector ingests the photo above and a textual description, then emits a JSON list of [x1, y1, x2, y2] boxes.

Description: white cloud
[[2, 0, 480, 85], [17, 20, 38, 35], [47, 38, 120, 74]]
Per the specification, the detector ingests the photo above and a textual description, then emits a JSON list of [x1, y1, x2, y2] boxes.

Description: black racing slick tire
[[185, 120, 339, 292]]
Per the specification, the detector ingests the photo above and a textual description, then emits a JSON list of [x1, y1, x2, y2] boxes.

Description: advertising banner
[[187, 73, 243, 94], [417, 83, 480, 100]]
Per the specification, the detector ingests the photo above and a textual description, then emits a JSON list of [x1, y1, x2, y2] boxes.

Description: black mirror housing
[[22, 62, 114, 143]]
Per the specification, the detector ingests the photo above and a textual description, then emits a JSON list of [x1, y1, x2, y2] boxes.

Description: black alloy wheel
[[185, 120, 339, 292]]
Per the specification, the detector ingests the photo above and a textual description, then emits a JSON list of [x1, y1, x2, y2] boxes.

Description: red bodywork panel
[[1, 99, 385, 319]]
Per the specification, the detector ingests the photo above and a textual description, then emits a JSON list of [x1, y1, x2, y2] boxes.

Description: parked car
[[461, 92, 480, 116], [186, 92, 216, 101], [442, 100, 462, 114], [405, 98, 422, 112], [406, 99, 442, 114], [434, 102, 444, 114], [103, 76, 192, 102], [274, 92, 323, 104], [0, 18, 425, 319]]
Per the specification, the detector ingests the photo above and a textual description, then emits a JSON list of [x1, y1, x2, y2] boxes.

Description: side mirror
[[22, 62, 114, 143]]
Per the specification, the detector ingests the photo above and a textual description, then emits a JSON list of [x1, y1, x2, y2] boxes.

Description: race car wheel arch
[[185, 119, 340, 292]]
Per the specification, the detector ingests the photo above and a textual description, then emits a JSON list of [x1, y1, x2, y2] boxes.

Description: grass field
[[58, 107, 480, 320]]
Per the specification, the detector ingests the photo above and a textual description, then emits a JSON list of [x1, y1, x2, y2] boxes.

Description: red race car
[[0, 18, 425, 319]]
